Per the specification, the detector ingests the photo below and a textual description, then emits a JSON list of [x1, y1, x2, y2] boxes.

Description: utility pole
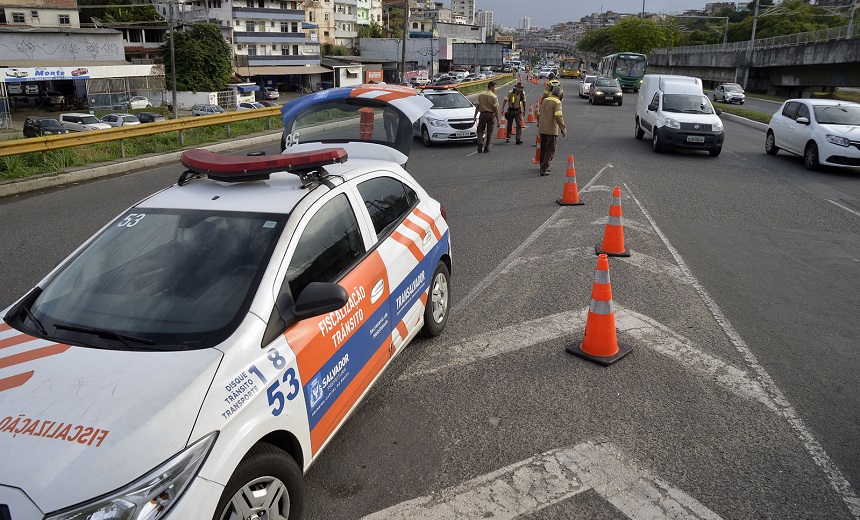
[[849, 1, 857, 37], [169, 0, 177, 120], [401, 0, 408, 84], [742, 0, 760, 90]]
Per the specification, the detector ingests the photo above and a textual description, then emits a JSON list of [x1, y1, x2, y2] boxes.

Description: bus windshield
[[616, 56, 647, 78]]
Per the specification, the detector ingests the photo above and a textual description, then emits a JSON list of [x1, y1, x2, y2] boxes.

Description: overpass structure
[[649, 24, 860, 96]]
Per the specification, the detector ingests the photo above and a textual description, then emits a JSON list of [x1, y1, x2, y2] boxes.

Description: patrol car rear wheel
[[214, 443, 304, 520], [422, 261, 450, 337]]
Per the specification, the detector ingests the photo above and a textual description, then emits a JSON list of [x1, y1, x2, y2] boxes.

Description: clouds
[[480, 0, 710, 29]]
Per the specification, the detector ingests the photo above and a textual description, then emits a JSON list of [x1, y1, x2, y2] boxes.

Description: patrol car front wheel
[[214, 443, 304, 520], [422, 261, 450, 337]]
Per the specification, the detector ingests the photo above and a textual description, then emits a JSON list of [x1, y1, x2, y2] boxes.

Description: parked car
[[432, 77, 458, 87], [38, 91, 65, 109], [237, 101, 266, 110], [589, 77, 623, 106], [1, 83, 448, 520], [258, 100, 280, 107], [579, 75, 597, 98], [191, 104, 226, 116], [765, 98, 860, 170], [136, 112, 168, 123], [59, 112, 112, 132], [263, 87, 279, 100], [713, 83, 745, 104], [127, 96, 153, 109], [23, 116, 68, 138], [413, 88, 477, 146], [100, 113, 142, 127]]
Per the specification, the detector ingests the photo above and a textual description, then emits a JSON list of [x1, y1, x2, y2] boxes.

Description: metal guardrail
[[0, 106, 282, 158], [653, 23, 859, 55]]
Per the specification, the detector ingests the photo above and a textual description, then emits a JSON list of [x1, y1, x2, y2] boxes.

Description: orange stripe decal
[[0, 371, 34, 393], [396, 321, 409, 341], [0, 332, 37, 350], [412, 208, 442, 241], [0, 323, 11, 332], [401, 218, 426, 239], [390, 230, 423, 262], [0, 344, 70, 370]]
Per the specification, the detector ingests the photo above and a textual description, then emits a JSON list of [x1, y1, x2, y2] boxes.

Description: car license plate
[[455, 131, 469, 137], [605, 96, 613, 100], [687, 136, 705, 143]]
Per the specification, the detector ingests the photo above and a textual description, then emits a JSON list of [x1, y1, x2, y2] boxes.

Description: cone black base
[[557, 199, 585, 206], [566, 342, 633, 366], [595, 244, 631, 257]]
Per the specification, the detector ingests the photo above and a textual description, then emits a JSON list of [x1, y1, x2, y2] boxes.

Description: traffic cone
[[496, 118, 507, 139], [519, 114, 526, 129], [531, 135, 541, 164], [595, 186, 631, 257], [566, 254, 632, 366], [526, 103, 536, 123], [557, 155, 584, 206]]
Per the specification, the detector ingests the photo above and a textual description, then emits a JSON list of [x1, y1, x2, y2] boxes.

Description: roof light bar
[[180, 148, 349, 183]]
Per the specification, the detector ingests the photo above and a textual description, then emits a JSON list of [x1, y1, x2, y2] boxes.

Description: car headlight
[[426, 117, 447, 128], [593, 90, 603, 96], [45, 432, 217, 520], [826, 134, 850, 147], [712, 121, 723, 132], [665, 118, 681, 129], [617, 92, 623, 96]]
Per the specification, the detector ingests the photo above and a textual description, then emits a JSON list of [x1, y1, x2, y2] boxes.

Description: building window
[[291, 21, 299, 32], [324, 13, 329, 21], [246, 21, 255, 31], [292, 44, 299, 55], [281, 46, 289, 55], [12, 12, 25, 23], [247, 44, 257, 55], [324, 30, 329, 37], [31, 10, 38, 18], [246, 0, 253, 7], [257, 0, 264, 7], [281, 22, 289, 32], [308, 11, 315, 22], [271, 21, 275, 27], [272, 44, 277, 50]]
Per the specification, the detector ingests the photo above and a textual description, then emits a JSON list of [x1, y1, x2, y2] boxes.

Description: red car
[[71, 68, 88, 77]]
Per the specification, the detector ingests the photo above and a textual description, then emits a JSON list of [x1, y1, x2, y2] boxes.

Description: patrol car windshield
[[814, 104, 860, 125], [20, 210, 285, 350], [662, 94, 716, 115], [425, 92, 472, 109]]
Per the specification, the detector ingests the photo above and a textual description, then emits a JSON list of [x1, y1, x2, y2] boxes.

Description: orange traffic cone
[[519, 113, 526, 129], [531, 135, 541, 164], [496, 118, 506, 139], [526, 103, 536, 123], [595, 186, 630, 257], [567, 254, 632, 366], [557, 155, 585, 206]]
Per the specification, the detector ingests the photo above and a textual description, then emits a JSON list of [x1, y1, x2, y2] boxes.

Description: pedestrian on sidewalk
[[473, 81, 499, 153], [536, 85, 566, 176]]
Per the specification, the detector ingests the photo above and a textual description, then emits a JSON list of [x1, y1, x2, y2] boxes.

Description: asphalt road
[[705, 89, 784, 117], [1, 77, 859, 519]]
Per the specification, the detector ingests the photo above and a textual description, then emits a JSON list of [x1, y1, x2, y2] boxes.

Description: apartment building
[[1, 0, 80, 29]]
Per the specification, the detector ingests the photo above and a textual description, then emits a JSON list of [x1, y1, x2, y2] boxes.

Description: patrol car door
[[280, 190, 392, 456], [353, 173, 439, 354]]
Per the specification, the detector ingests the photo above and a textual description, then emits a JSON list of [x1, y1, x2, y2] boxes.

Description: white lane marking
[[624, 182, 860, 518], [363, 441, 723, 520], [828, 199, 860, 218], [452, 163, 613, 317], [402, 305, 776, 413]]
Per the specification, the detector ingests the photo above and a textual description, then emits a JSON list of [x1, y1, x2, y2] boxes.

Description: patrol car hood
[[0, 328, 221, 514], [426, 106, 475, 121], [819, 123, 859, 136]]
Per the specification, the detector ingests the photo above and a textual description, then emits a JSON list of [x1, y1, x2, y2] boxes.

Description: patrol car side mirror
[[647, 103, 657, 112], [292, 282, 349, 319], [796, 116, 810, 125]]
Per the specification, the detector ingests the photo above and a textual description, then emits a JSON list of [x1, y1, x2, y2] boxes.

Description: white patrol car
[[0, 84, 450, 520]]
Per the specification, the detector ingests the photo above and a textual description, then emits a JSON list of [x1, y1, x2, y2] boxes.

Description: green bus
[[598, 52, 648, 91]]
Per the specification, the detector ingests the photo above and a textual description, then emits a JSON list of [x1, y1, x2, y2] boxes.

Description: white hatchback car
[[100, 113, 141, 127], [1, 84, 449, 520], [237, 101, 266, 110], [413, 87, 477, 146], [58, 112, 112, 132], [765, 99, 860, 170], [579, 75, 597, 98]]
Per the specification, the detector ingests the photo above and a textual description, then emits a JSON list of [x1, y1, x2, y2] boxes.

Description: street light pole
[[401, 0, 408, 84], [742, 0, 760, 90], [169, 0, 177, 120]]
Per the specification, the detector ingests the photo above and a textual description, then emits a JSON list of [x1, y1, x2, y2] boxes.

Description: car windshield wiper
[[53, 323, 154, 351], [21, 305, 47, 336]]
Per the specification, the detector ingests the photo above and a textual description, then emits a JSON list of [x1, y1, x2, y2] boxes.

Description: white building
[[451, 0, 475, 25], [475, 9, 492, 33], [520, 16, 530, 31]]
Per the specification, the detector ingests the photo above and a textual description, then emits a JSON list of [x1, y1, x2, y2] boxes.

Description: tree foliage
[[160, 23, 232, 92], [79, 0, 161, 26], [358, 21, 385, 39], [577, 18, 682, 55]]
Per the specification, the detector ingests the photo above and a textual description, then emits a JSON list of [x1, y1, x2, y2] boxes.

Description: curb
[[0, 131, 282, 199], [719, 111, 769, 132]]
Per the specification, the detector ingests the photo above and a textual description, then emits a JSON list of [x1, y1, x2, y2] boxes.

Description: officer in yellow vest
[[536, 85, 566, 176], [501, 82, 526, 144]]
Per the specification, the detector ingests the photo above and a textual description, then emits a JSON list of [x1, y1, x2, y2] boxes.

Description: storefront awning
[[235, 65, 331, 76]]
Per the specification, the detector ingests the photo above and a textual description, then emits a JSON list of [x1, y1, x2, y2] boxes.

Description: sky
[[479, 1, 721, 29]]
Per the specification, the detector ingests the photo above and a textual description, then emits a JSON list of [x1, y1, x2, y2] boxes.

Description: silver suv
[[191, 104, 226, 116]]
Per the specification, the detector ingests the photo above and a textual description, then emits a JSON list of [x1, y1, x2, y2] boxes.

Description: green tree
[[611, 18, 682, 54], [79, 0, 161, 26], [358, 21, 385, 38], [160, 23, 232, 92], [576, 27, 614, 56]]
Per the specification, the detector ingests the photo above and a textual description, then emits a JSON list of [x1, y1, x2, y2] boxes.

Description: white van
[[59, 112, 112, 132], [634, 74, 724, 157]]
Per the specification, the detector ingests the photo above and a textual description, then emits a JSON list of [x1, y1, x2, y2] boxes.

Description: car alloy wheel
[[215, 444, 303, 520], [804, 142, 820, 171], [765, 131, 779, 155], [422, 261, 449, 337]]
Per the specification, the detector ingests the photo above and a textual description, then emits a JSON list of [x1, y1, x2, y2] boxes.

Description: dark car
[[38, 91, 65, 109], [136, 112, 167, 123], [589, 77, 624, 106], [23, 116, 69, 138]]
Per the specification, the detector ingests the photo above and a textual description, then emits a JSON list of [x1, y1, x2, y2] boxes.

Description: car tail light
[[439, 203, 447, 222]]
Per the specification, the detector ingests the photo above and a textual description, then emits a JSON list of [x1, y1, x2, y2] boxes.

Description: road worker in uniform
[[536, 85, 566, 176], [473, 80, 499, 154], [501, 82, 527, 144]]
